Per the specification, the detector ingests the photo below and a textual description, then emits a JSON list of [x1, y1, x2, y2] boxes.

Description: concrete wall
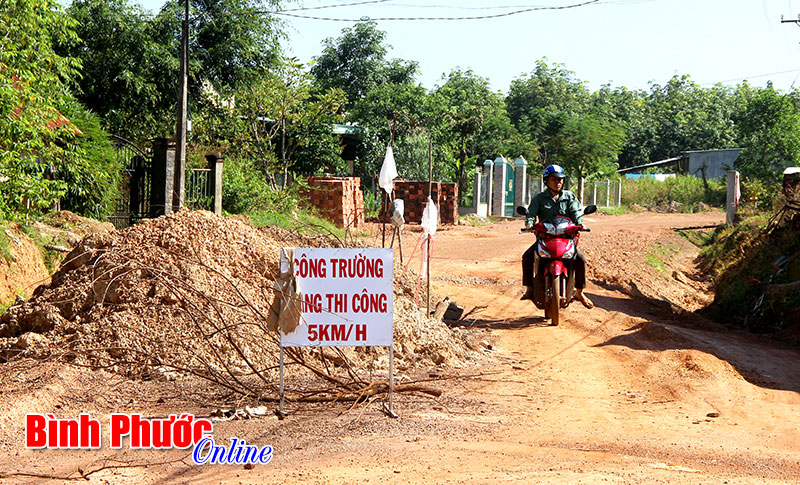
[[686, 149, 742, 180]]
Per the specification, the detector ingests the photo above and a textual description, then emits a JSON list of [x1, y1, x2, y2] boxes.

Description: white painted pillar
[[514, 156, 528, 210], [726, 170, 739, 224]]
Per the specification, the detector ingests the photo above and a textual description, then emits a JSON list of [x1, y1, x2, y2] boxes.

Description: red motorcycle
[[517, 204, 596, 326]]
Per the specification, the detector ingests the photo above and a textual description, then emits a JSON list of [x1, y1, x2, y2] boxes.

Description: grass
[[596, 206, 630, 215], [0, 223, 14, 264], [645, 243, 680, 274], [677, 228, 717, 247], [18, 223, 65, 274], [247, 207, 346, 240], [698, 213, 800, 331]]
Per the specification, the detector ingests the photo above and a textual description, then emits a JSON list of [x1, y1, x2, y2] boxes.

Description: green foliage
[[248, 205, 345, 240], [349, 82, 437, 180], [60, 0, 176, 143], [193, 58, 346, 186], [435, 68, 528, 204], [506, 59, 589, 142], [645, 76, 737, 163], [0, 0, 79, 219], [733, 85, 800, 183], [311, 20, 417, 106], [56, 98, 121, 219], [221, 156, 276, 213], [362, 189, 381, 219], [597, 205, 630, 215], [184, 0, 284, 92], [230, 58, 346, 182], [700, 215, 799, 332], [621, 175, 725, 210], [549, 114, 624, 180], [0, 224, 14, 264], [645, 243, 679, 274]]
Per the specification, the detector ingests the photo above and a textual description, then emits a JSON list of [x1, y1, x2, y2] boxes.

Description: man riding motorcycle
[[520, 164, 594, 309]]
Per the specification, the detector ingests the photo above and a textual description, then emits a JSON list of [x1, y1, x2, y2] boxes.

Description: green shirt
[[525, 189, 583, 226]]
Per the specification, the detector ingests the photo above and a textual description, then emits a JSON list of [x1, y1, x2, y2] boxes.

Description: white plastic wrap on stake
[[391, 199, 405, 228], [421, 197, 438, 237], [379, 145, 398, 195]]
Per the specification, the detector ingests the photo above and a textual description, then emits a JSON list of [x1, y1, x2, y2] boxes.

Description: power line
[[63, 0, 602, 21], [272, 0, 601, 21], [698, 68, 800, 86]]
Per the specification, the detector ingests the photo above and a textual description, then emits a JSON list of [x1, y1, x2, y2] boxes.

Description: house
[[617, 149, 742, 180]]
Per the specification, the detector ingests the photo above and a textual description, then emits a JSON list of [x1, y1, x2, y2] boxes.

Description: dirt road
[[3, 211, 800, 483]]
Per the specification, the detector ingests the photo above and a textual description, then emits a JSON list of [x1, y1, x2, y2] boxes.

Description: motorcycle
[[517, 204, 597, 326]]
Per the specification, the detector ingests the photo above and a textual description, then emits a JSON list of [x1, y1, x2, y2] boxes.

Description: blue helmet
[[543, 164, 566, 179]]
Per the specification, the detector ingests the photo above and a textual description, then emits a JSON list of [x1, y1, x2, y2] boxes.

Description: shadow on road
[[466, 315, 550, 330], [588, 290, 800, 395]]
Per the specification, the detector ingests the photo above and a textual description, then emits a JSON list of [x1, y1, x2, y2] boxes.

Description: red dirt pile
[[0, 210, 473, 394]]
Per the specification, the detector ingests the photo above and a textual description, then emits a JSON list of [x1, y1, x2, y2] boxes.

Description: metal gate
[[186, 168, 213, 210], [110, 135, 151, 229], [504, 159, 516, 216]]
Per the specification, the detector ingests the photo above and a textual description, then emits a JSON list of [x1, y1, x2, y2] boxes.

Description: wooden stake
[[427, 136, 432, 316]]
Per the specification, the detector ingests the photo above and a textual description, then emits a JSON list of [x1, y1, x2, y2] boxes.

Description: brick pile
[[303, 177, 365, 228], [382, 180, 458, 225]]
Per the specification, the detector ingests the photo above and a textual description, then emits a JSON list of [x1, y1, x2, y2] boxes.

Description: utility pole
[[173, 0, 189, 212]]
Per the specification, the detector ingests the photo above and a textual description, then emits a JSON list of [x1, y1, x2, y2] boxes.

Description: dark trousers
[[522, 243, 587, 289]]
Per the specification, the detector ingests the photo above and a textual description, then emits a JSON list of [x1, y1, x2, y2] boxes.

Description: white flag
[[378, 145, 398, 195]]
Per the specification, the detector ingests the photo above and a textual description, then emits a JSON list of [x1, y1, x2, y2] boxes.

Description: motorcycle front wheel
[[550, 275, 560, 326]]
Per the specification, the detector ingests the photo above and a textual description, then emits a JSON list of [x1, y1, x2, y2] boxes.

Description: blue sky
[[130, 0, 800, 94]]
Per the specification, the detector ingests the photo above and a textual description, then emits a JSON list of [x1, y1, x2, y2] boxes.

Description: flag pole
[[382, 115, 397, 248]]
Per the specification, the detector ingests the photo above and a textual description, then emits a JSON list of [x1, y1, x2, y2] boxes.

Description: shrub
[[621, 175, 725, 210], [57, 98, 120, 219], [221, 156, 275, 214]]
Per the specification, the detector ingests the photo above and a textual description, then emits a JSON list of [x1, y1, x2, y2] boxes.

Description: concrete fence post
[[484, 160, 493, 216], [150, 137, 175, 217], [492, 156, 506, 217], [473, 169, 481, 212], [206, 152, 224, 215], [726, 170, 739, 224], [514, 156, 528, 209]]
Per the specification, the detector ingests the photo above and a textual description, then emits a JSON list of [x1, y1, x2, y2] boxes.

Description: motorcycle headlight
[[562, 241, 575, 259], [537, 241, 550, 258]]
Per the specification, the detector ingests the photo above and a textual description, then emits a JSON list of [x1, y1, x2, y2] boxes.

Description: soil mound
[[0, 210, 473, 394], [1, 225, 51, 305]]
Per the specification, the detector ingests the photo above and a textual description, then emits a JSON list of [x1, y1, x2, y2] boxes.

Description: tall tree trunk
[[577, 167, 585, 204]]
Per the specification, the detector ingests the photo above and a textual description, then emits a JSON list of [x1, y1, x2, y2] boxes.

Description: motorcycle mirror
[[516, 206, 528, 216], [583, 204, 598, 215]]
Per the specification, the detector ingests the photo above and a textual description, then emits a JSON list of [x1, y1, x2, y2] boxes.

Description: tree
[[506, 59, 589, 146], [348, 81, 434, 181], [436, 69, 514, 204], [0, 0, 80, 217], [733, 85, 800, 183], [311, 20, 417, 106], [646, 75, 736, 163], [548, 114, 624, 202], [176, 0, 285, 92], [60, 0, 177, 143], [224, 58, 346, 187]]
